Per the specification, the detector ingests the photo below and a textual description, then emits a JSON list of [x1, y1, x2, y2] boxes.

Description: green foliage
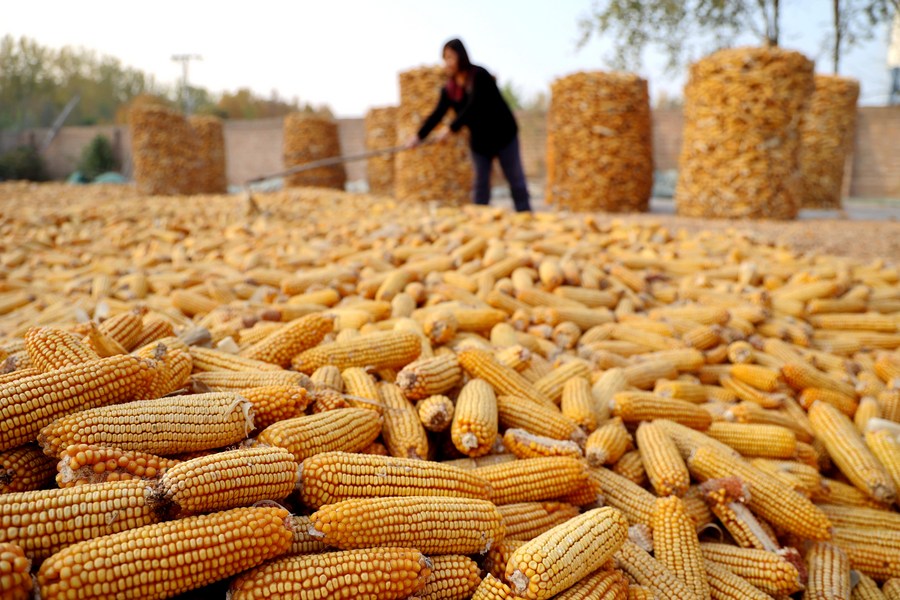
[[577, 0, 898, 73], [0, 35, 333, 130], [500, 82, 523, 111], [77, 134, 119, 181], [0, 146, 46, 181]]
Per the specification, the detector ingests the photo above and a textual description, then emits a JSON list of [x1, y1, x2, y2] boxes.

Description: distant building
[[890, 11, 900, 104]]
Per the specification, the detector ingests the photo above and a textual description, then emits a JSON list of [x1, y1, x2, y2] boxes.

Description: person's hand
[[435, 128, 452, 143], [404, 134, 421, 150]]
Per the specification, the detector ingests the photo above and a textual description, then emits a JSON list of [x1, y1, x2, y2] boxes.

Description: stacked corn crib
[[1, 182, 900, 600]]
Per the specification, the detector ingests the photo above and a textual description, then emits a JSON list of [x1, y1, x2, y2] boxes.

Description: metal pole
[[171, 54, 202, 115]]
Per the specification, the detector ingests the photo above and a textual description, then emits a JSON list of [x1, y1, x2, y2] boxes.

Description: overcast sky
[[6, 1, 895, 117]]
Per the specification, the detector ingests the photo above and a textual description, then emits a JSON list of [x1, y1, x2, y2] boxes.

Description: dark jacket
[[417, 65, 518, 156]]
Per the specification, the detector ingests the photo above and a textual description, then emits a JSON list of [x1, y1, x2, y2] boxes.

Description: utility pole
[[171, 54, 202, 114]]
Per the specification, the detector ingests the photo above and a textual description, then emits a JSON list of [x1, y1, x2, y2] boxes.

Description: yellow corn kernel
[[585, 417, 633, 467], [699, 543, 805, 596], [476, 456, 590, 505], [651, 495, 710, 600], [239, 385, 311, 429], [496, 394, 586, 446], [501, 428, 582, 460], [0, 444, 57, 493], [292, 330, 421, 373], [397, 353, 462, 400], [55, 443, 178, 487], [635, 421, 690, 497], [497, 501, 581, 541]]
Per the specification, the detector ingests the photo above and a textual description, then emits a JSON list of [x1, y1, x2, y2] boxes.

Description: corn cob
[[613, 449, 648, 486], [483, 538, 527, 580], [704, 422, 797, 459], [0, 444, 56, 493], [191, 369, 310, 391], [476, 456, 590, 505], [458, 348, 556, 409], [849, 572, 886, 600], [25, 326, 99, 371], [635, 421, 691, 497], [703, 559, 773, 600], [378, 381, 430, 459], [729, 363, 782, 392], [651, 495, 711, 600], [422, 309, 459, 344], [154, 446, 297, 515], [809, 401, 897, 504], [549, 566, 629, 600], [725, 401, 814, 442], [39, 391, 253, 457], [298, 451, 491, 508], [654, 379, 710, 404], [83, 320, 127, 356], [782, 361, 857, 398], [239, 384, 311, 429], [187, 345, 283, 372], [626, 585, 654, 600], [587, 466, 655, 527], [257, 407, 382, 461], [749, 458, 821, 498], [883, 579, 900, 599], [621, 360, 680, 390], [815, 504, 900, 532], [131, 314, 174, 349], [720, 374, 784, 409], [170, 289, 218, 317], [654, 418, 740, 460], [683, 324, 722, 350], [291, 330, 421, 373], [472, 573, 528, 600], [611, 391, 712, 430], [0, 367, 41, 386], [239, 312, 334, 367], [310, 364, 344, 392], [815, 477, 892, 510], [287, 515, 328, 554], [496, 394, 586, 446], [0, 542, 32, 600], [504, 506, 628, 600], [804, 541, 852, 600], [139, 343, 193, 398], [699, 543, 806, 596], [0, 354, 159, 451], [855, 397, 882, 433], [562, 376, 601, 432], [0, 479, 161, 560], [341, 366, 384, 412], [416, 394, 455, 432], [863, 429, 900, 493], [502, 428, 582, 459], [532, 360, 592, 404], [37, 506, 292, 600], [830, 527, 900, 582], [56, 443, 179, 487], [586, 417, 633, 466], [700, 477, 779, 551], [879, 390, 900, 422], [800, 387, 860, 416], [687, 445, 833, 540], [497, 501, 582, 541], [614, 539, 700, 599], [410, 554, 482, 600], [308, 495, 504, 554], [397, 353, 462, 400]]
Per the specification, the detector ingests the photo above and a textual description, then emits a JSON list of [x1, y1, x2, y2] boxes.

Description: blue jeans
[[471, 135, 531, 212]]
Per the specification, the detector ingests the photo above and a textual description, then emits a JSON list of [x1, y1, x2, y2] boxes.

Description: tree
[[830, 0, 898, 72], [500, 81, 523, 111], [578, 0, 899, 75]]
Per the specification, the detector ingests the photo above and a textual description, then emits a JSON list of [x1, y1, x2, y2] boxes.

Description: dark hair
[[443, 38, 472, 72]]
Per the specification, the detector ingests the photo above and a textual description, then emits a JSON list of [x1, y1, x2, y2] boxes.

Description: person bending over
[[406, 38, 532, 212]]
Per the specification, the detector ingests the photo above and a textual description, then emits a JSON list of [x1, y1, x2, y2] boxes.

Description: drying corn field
[[2, 181, 900, 600]]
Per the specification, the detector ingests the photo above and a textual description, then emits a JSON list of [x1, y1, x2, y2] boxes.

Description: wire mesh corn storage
[[129, 105, 201, 196], [283, 113, 346, 190], [395, 66, 472, 205], [799, 75, 860, 209], [675, 47, 815, 219], [187, 115, 228, 195], [365, 106, 398, 196], [545, 71, 653, 212]]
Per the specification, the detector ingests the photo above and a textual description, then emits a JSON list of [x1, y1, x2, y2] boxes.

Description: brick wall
[[3, 107, 898, 199]]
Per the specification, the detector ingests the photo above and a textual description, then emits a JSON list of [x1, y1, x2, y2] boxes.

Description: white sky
[[5, 1, 894, 117]]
